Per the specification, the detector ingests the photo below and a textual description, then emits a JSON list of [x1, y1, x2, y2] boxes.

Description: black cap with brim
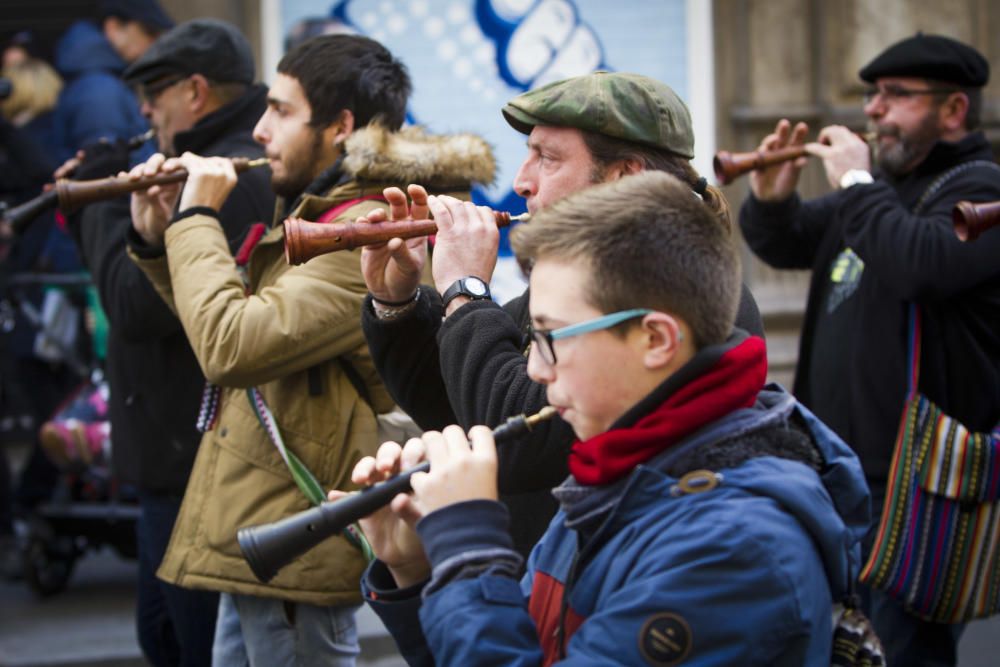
[[123, 18, 254, 86], [859, 32, 989, 87]]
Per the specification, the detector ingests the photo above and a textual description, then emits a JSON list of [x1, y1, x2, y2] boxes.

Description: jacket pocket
[[201, 401, 325, 558]]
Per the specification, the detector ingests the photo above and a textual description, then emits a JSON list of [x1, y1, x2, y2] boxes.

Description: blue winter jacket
[[51, 21, 149, 164], [363, 386, 871, 666]]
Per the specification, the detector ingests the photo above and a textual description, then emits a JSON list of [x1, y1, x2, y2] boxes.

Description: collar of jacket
[[174, 84, 268, 156], [556, 384, 805, 537], [275, 124, 497, 222], [567, 331, 768, 486]]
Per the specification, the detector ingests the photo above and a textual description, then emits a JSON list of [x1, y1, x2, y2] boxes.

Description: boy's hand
[[335, 438, 431, 588], [360, 184, 429, 304], [409, 425, 499, 514], [335, 424, 499, 587]]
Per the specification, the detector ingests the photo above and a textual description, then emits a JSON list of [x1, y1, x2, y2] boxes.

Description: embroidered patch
[[639, 613, 692, 666], [826, 247, 864, 314]]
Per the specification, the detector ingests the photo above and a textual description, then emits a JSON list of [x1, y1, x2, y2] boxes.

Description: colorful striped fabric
[[860, 305, 1000, 623]]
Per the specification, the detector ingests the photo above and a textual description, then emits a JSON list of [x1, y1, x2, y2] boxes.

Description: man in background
[[51, 0, 172, 164], [740, 33, 1000, 666], [66, 19, 273, 666]]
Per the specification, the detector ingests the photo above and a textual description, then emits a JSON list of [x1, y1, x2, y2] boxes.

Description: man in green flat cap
[[357, 71, 764, 559]]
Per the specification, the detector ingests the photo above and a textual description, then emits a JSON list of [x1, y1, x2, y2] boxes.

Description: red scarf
[[568, 336, 768, 486]]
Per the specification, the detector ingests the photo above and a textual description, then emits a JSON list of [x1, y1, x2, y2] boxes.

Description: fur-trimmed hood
[[342, 125, 496, 189]]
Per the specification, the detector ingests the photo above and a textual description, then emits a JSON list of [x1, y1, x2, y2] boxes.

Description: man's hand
[[56, 138, 131, 181], [336, 437, 432, 588], [53, 153, 83, 181], [360, 185, 429, 304], [128, 153, 183, 249], [807, 125, 872, 190], [427, 195, 498, 315], [748, 119, 810, 203], [175, 152, 238, 213]]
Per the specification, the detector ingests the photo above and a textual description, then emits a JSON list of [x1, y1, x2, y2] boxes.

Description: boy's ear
[[640, 313, 685, 369]]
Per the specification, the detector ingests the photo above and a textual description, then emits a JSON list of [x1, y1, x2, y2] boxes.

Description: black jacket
[[740, 132, 1000, 481], [72, 85, 274, 495], [362, 282, 764, 556]]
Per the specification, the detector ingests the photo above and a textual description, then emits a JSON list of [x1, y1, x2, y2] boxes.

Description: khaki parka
[[129, 125, 495, 605]]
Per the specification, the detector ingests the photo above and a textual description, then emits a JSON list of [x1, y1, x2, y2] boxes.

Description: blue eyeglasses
[[528, 308, 653, 365]]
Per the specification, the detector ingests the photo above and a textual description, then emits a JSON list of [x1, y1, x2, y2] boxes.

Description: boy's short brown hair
[[510, 171, 740, 348]]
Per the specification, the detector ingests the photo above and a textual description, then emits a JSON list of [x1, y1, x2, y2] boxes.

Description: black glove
[[72, 138, 132, 181]]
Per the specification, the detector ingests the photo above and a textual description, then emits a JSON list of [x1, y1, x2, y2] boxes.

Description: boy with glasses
[[343, 171, 870, 665], [740, 32, 1000, 666], [358, 72, 765, 560]]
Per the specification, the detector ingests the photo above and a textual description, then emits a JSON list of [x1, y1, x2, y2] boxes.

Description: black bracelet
[[171, 206, 220, 224], [371, 290, 419, 307]]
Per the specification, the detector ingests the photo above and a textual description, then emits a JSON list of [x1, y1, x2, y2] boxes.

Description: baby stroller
[[1, 270, 139, 596]]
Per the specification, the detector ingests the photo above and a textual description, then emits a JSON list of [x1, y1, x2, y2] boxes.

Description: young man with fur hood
[[125, 34, 494, 664]]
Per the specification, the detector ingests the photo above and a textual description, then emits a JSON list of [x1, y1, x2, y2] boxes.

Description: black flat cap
[[123, 19, 254, 86], [859, 32, 989, 87], [99, 0, 174, 33]]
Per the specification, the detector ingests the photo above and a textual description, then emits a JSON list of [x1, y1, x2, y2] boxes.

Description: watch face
[[465, 277, 488, 296]]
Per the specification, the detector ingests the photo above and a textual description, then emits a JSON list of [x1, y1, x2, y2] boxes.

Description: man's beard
[[872, 111, 941, 177], [272, 129, 325, 199]]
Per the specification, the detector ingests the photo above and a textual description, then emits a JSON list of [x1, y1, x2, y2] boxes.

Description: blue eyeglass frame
[[529, 308, 653, 365]]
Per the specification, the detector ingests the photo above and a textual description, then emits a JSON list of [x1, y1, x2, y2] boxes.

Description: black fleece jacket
[[362, 281, 764, 557], [740, 132, 1000, 481], [71, 85, 274, 495]]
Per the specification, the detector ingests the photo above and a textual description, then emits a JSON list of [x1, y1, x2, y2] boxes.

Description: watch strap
[[441, 277, 491, 308], [840, 169, 874, 189]]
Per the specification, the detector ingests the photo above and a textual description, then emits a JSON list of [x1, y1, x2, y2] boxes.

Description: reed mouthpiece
[[526, 406, 558, 427]]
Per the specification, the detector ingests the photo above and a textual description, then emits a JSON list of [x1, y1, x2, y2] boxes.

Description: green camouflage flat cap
[[502, 71, 694, 159]]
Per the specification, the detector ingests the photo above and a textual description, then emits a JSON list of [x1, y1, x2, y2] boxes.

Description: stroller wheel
[[23, 535, 77, 597]]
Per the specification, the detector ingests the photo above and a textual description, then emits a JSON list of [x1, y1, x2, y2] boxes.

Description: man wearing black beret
[[740, 32, 1000, 667]]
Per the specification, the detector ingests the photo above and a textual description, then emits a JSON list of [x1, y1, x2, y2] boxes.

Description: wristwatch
[[839, 169, 874, 189], [441, 276, 492, 308]]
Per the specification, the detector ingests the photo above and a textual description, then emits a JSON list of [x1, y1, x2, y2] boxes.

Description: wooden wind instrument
[[4, 156, 269, 235], [237, 406, 557, 583], [713, 132, 876, 185], [952, 200, 1000, 242], [284, 211, 530, 265]]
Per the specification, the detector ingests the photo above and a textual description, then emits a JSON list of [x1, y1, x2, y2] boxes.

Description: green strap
[[246, 388, 373, 560]]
